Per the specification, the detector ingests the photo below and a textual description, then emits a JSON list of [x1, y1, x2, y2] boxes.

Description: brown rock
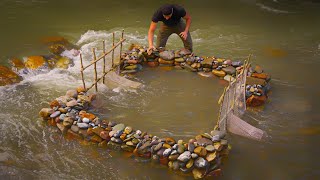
[[25, 56, 46, 69], [87, 127, 94, 136], [206, 168, 222, 178], [165, 137, 176, 146], [77, 86, 86, 93], [246, 95, 267, 107], [163, 143, 172, 149], [254, 65, 263, 73], [158, 58, 174, 65], [63, 117, 74, 128], [92, 127, 104, 136], [251, 73, 270, 80], [159, 156, 169, 165], [206, 152, 217, 162], [0, 65, 22, 86], [212, 70, 226, 77], [39, 108, 54, 119], [66, 129, 83, 140], [192, 168, 204, 179], [99, 131, 111, 140], [9, 58, 25, 70], [194, 146, 207, 157], [91, 134, 103, 143], [50, 100, 60, 108]]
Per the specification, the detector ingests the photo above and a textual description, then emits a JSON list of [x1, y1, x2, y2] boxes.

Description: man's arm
[[148, 21, 157, 51], [179, 12, 191, 40]]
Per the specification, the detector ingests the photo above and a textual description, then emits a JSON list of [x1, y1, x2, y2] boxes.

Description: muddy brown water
[[0, 0, 319, 179]]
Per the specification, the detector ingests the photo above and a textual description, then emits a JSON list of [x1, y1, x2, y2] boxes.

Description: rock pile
[[120, 44, 271, 107], [39, 87, 230, 179]]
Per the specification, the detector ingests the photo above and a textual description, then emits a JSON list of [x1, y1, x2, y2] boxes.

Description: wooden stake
[[103, 40, 106, 84], [92, 48, 98, 92], [119, 29, 124, 61], [112, 32, 115, 68], [79, 53, 86, 91]]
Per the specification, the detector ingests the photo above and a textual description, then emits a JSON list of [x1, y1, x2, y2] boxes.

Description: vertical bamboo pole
[[92, 48, 98, 92], [79, 53, 86, 91], [112, 32, 115, 68], [119, 29, 124, 62], [102, 40, 106, 84]]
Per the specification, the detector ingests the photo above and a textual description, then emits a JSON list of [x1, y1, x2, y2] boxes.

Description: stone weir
[[39, 87, 230, 179], [120, 44, 271, 108]]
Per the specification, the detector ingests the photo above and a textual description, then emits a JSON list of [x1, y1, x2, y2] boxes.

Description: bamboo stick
[[119, 29, 124, 61], [112, 32, 115, 68], [79, 53, 86, 91], [103, 40, 106, 84], [85, 69, 113, 91], [82, 38, 126, 70], [92, 48, 98, 92]]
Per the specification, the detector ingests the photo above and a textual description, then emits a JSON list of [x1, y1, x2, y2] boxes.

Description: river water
[[0, 0, 319, 179]]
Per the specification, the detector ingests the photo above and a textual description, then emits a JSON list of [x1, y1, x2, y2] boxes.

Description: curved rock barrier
[[39, 87, 230, 179], [120, 44, 271, 107]]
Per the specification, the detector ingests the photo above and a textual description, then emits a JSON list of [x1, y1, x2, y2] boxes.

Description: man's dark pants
[[156, 20, 193, 51]]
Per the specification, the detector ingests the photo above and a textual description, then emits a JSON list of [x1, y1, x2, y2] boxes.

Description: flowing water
[[0, 0, 320, 179]]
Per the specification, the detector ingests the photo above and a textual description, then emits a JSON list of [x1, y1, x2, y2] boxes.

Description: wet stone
[[113, 130, 124, 138], [172, 161, 179, 171], [168, 154, 179, 161], [210, 130, 226, 139], [186, 159, 194, 169], [63, 117, 74, 127], [163, 148, 172, 157], [170, 150, 178, 155], [177, 151, 191, 163], [121, 145, 135, 152], [154, 142, 164, 151], [177, 144, 185, 154], [50, 111, 61, 118], [71, 125, 79, 133], [194, 146, 207, 157], [206, 152, 217, 162], [197, 138, 213, 146], [163, 143, 171, 149], [111, 137, 123, 144], [124, 126, 132, 134], [192, 168, 204, 179], [188, 142, 195, 153], [191, 153, 198, 159], [59, 114, 66, 121], [205, 145, 215, 152], [107, 141, 121, 151], [132, 138, 140, 145], [195, 157, 209, 169]]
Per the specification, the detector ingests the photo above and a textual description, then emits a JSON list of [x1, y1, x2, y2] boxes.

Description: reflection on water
[[0, 0, 319, 179]]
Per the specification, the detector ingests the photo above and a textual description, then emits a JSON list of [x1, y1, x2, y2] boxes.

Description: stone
[[59, 114, 66, 121], [177, 144, 185, 154], [92, 127, 104, 136], [111, 137, 123, 144], [78, 129, 88, 137], [66, 100, 77, 107], [126, 141, 134, 146], [124, 126, 132, 134], [163, 143, 171, 149], [246, 95, 267, 107], [224, 75, 235, 82], [181, 63, 197, 72], [124, 64, 138, 70], [25, 56, 46, 69], [170, 150, 178, 155], [112, 124, 125, 132], [206, 168, 222, 178], [232, 60, 243, 67], [177, 151, 191, 162], [77, 123, 89, 129], [107, 141, 121, 151], [121, 145, 135, 152], [158, 58, 174, 65], [179, 48, 192, 56], [99, 131, 110, 140], [113, 130, 124, 138], [9, 57, 25, 70], [49, 111, 61, 118], [0, 65, 22, 86], [120, 133, 127, 140], [168, 154, 179, 161], [201, 57, 214, 68], [132, 138, 140, 145], [66, 90, 78, 98], [205, 145, 215, 152], [66, 129, 82, 140], [252, 73, 270, 80], [197, 138, 213, 146], [223, 59, 232, 65], [188, 142, 195, 153], [194, 146, 207, 157], [159, 156, 169, 165], [246, 76, 267, 86], [254, 65, 263, 73], [214, 142, 223, 151], [192, 168, 204, 179], [58, 108, 67, 113], [172, 161, 180, 171], [71, 125, 79, 133], [191, 153, 198, 159], [194, 157, 208, 169], [56, 123, 67, 134], [39, 108, 54, 119], [154, 142, 164, 151], [222, 66, 236, 75], [174, 57, 184, 62], [55, 57, 72, 69], [165, 137, 176, 146], [206, 152, 217, 162], [77, 86, 86, 93], [147, 61, 159, 67], [157, 148, 166, 156], [163, 148, 172, 157], [63, 117, 74, 127], [221, 139, 228, 146], [212, 70, 226, 77], [159, 51, 175, 60], [186, 159, 194, 169], [210, 130, 226, 139], [82, 118, 90, 123]]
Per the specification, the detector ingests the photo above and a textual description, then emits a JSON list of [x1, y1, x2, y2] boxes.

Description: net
[[217, 59, 266, 141]]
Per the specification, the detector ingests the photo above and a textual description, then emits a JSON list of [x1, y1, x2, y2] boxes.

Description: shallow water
[[0, 0, 320, 179]]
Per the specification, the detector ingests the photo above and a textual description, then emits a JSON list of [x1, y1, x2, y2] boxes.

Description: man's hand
[[179, 31, 188, 40], [147, 45, 156, 55]]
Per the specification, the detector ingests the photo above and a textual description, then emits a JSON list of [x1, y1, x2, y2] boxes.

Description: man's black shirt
[[152, 4, 186, 27]]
